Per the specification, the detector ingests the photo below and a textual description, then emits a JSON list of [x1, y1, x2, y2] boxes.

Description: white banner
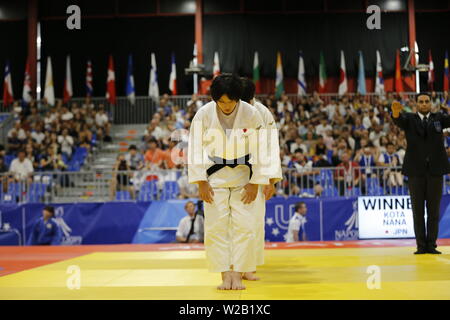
[[358, 196, 417, 239]]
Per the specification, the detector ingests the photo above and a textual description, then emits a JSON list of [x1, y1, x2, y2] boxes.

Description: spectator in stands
[[77, 123, 93, 150], [61, 106, 74, 121], [58, 129, 74, 159], [110, 154, 135, 200], [334, 151, 360, 196], [27, 206, 62, 246], [125, 145, 144, 170], [0, 156, 8, 192], [277, 93, 294, 114], [377, 142, 403, 189], [175, 201, 204, 243], [25, 144, 37, 168], [7, 130, 22, 156], [82, 96, 95, 109], [290, 152, 318, 190], [8, 122, 26, 141], [31, 123, 45, 146], [9, 149, 34, 185], [285, 202, 308, 242], [186, 93, 204, 111], [315, 117, 332, 137], [95, 106, 111, 142], [144, 138, 165, 167]]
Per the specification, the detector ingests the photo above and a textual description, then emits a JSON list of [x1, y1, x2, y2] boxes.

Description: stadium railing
[[1, 166, 449, 204]]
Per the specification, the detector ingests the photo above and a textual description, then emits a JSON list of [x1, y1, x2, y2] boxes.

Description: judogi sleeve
[[264, 109, 283, 183], [50, 221, 62, 245], [27, 220, 39, 245], [188, 110, 207, 184], [248, 110, 270, 185]]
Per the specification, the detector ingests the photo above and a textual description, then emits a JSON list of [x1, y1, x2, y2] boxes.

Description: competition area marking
[[1, 240, 450, 299]]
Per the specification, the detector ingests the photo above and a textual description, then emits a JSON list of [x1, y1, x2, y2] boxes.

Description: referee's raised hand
[[391, 101, 403, 118]]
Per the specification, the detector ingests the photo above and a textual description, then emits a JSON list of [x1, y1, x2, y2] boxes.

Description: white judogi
[[252, 101, 282, 266], [188, 100, 271, 273]]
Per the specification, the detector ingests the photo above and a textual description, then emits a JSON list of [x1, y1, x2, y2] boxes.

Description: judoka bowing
[[188, 74, 271, 290], [240, 77, 283, 281]]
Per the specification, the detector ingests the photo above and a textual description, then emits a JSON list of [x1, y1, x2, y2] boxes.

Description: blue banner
[[0, 202, 150, 245], [1, 195, 449, 245], [132, 199, 198, 244]]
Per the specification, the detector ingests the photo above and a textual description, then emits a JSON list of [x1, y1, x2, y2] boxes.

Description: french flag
[[169, 53, 177, 95], [86, 60, 93, 97], [3, 61, 14, 107]]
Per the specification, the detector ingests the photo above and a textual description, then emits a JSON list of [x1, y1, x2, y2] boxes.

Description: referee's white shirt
[[176, 214, 204, 242], [285, 213, 306, 243]]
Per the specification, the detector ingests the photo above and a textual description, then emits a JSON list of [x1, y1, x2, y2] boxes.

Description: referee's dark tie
[[422, 116, 428, 137]]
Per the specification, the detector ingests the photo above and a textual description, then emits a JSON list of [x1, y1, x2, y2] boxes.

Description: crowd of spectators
[[1, 97, 111, 190], [111, 90, 450, 199]]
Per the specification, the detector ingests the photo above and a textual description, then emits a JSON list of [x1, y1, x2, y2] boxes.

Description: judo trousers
[[204, 185, 259, 273], [254, 185, 266, 266]]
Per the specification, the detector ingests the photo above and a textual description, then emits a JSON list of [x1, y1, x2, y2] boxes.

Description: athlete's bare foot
[[217, 271, 232, 290], [230, 271, 246, 290], [242, 271, 260, 281]]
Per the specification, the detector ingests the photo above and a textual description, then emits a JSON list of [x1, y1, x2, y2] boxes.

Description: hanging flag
[[193, 44, 199, 94], [3, 61, 14, 107], [213, 51, 220, 78], [357, 51, 366, 95], [168, 53, 177, 95], [126, 54, 135, 105], [444, 50, 449, 92], [63, 55, 73, 103], [275, 52, 284, 99], [253, 51, 261, 94], [318, 51, 327, 93], [297, 51, 307, 96], [374, 50, 384, 95], [22, 58, 32, 105], [86, 60, 93, 97], [338, 50, 347, 96], [44, 56, 55, 106], [149, 52, 159, 101], [106, 55, 116, 105], [395, 49, 404, 93], [427, 50, 434, 91]]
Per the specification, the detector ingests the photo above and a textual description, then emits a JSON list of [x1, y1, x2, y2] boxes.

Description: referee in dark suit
[[391, 93, 450, 254]]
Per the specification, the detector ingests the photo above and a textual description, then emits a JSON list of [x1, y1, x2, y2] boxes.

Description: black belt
[[206, 154, 253, 179]]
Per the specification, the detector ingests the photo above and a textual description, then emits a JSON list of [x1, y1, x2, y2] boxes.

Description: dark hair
[[295, 202, 306, 211], [210, 74, 243, 102], [128, 145, 137, 151], [240, 77, 255, 103], [43, 206, 55, 216], [416, 92, 432, 101]]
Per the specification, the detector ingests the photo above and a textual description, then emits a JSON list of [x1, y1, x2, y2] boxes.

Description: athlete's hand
[[241, 183, 258, 204], [391, 101, 403, 117], [263, 183, 276, 201], [198, 181, 214, 204]]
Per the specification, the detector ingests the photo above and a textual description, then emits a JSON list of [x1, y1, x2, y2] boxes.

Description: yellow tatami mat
[[1, 246, 450, 300]]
